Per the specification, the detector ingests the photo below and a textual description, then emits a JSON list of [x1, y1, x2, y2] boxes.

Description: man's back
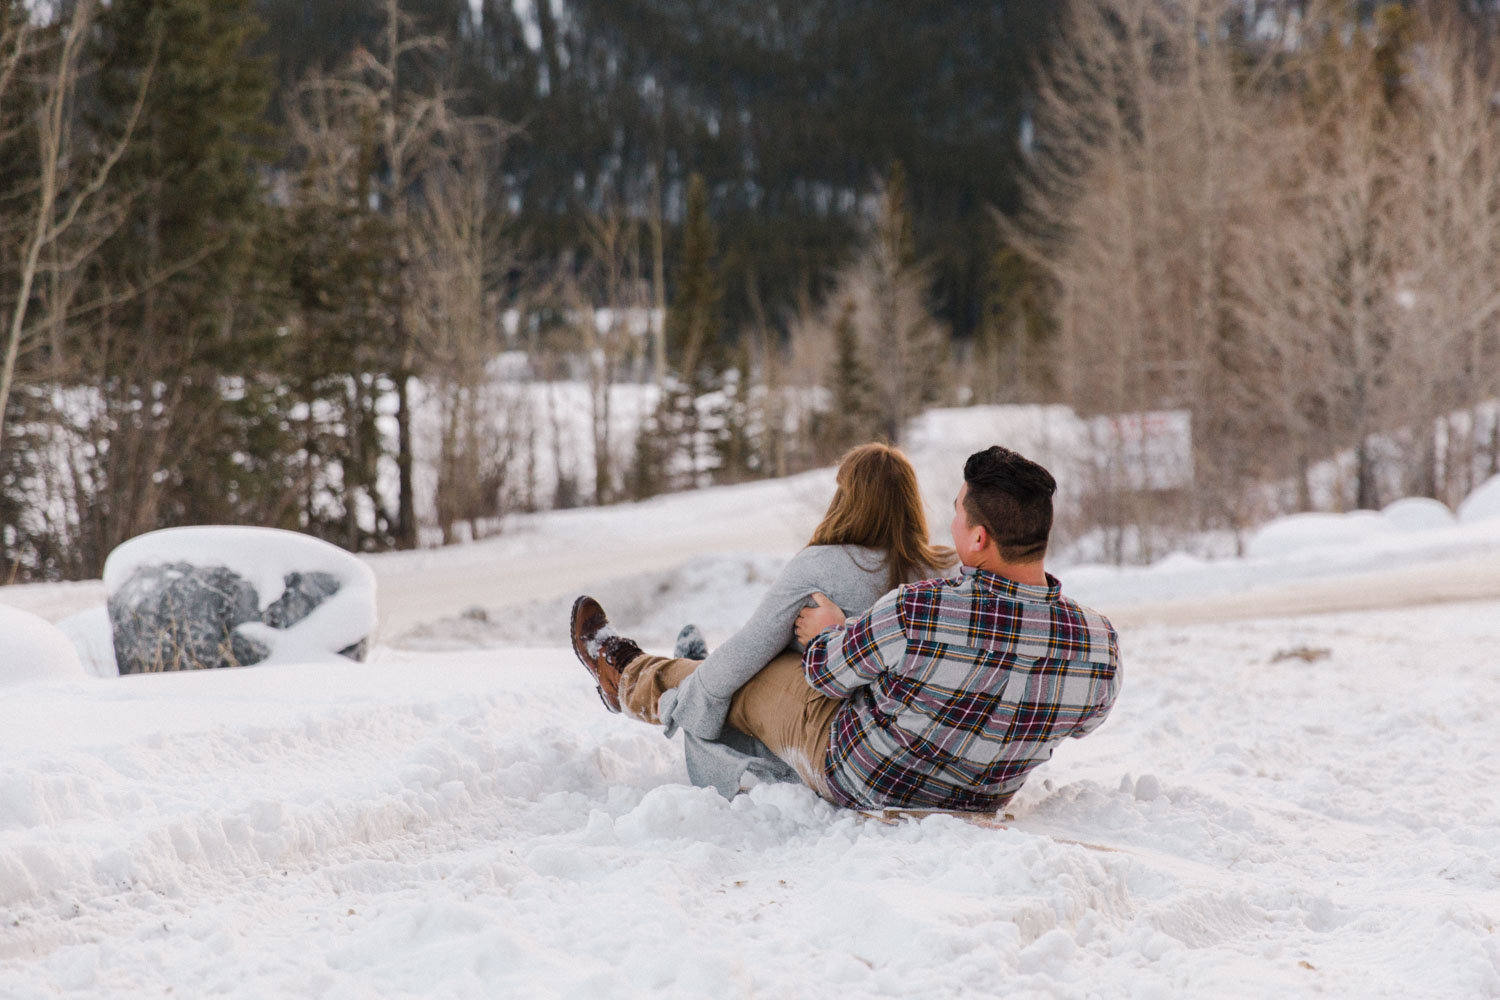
[[803, 567, 1120, 811]]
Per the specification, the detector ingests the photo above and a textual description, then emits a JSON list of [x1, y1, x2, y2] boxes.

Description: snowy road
[[1106, 551, 1500, 627], [360, 471, 829, 639]]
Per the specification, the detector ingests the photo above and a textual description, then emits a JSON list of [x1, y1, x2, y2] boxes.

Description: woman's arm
[[660, 549, 831, 739], [692, 551, 827, 699]]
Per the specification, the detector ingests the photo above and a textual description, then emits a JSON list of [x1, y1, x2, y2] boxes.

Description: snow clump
[[0, 605, 85, 686]]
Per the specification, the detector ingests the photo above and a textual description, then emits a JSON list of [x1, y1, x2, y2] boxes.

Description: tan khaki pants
[[618, 649, 843, 797]]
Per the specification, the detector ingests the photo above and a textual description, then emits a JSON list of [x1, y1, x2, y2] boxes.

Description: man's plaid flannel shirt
[[803, 566, 1120, 811]]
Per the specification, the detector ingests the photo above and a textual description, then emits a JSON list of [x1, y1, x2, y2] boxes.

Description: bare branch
[[47, 20, 160, 244], [0, 9, 30, 108]]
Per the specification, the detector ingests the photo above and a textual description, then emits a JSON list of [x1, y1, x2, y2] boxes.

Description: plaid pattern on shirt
[[803, 566, 1120, 811]]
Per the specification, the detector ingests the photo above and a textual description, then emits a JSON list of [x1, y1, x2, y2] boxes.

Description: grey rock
[[109, 563, 368, 675], [264, 571, 369, 660]]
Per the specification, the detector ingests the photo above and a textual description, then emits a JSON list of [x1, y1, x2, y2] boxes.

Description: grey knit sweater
[[658, 544, 935, 796]]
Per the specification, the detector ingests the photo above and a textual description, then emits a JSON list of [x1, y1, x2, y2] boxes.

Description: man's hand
[[795, 592, 846, 644]]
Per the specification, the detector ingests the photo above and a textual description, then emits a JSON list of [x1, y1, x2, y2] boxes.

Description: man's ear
[[970, 523, 989, 556]]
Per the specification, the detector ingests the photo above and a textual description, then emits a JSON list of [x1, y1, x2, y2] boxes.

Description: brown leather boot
[[569, 596, 642, 713]]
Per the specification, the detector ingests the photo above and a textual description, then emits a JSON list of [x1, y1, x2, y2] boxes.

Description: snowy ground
[[3, 423, 1500, 997]]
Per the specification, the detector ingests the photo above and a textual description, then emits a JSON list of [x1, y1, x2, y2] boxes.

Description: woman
[[653, 442, 954, 740], [582, 442, 955, 795]]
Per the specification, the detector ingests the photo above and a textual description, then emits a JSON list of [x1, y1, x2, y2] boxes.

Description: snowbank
[[1245, 496, 1475, 560], [394, 551, 790, 650], [1245, 510, 1390, 559]]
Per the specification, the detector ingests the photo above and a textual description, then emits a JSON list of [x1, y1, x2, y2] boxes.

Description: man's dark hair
[[962, 446, 1057, 562]]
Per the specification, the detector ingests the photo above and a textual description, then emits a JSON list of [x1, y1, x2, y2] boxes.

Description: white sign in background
[[1088, 410, 1194, 491]]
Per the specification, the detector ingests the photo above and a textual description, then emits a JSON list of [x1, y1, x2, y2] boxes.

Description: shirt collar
[[960, 565, 1061, 604]]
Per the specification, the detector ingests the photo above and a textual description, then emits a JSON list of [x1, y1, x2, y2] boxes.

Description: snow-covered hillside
[[4, 417, 1500, 998]]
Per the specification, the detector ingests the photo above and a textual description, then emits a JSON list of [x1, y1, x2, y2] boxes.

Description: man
[[570, 445, 1121, 812]]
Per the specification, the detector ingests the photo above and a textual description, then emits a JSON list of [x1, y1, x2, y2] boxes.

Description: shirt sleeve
[[803, 587, 907, 699], [1068, 625, 1122, 739]]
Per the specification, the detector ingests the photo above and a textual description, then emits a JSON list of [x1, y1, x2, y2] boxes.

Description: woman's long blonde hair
[[808, 443, 956, 590]]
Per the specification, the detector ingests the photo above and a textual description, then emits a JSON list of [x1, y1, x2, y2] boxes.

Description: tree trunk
[[1355, 438, 1378, 511], [395, 372, 417, 548], [1490, 410, 1500, 478]]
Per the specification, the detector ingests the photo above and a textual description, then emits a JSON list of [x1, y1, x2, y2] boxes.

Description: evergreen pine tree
[[975, 246, 1051, 404], [626, 407, 665, 501], [665, 174, 723, 378], [249, 0, 1061, 346], [649, 173, 725, 491], [825, 295, 879, 455], [870, 161, 948, 442], [79, 0, 278, 563], [713, 341, 760, 483], [282, 183, 401, 550], [881, 161, 918, 269]]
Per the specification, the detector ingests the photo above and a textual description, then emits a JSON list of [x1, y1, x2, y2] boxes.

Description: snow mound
[[1246, 500, 1462, 561], [0, 605, 85, 686], [1147, 551, 1210, 573], [1380, 497, 1456, 532], [1245, 510, 1389, 559], [1457, 474, 1500, 524]]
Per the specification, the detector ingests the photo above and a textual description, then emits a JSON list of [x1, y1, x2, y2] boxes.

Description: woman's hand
[[795, 592, 846, 644]]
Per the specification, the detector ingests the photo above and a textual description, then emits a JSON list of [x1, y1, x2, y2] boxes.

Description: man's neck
[[967, 553, 1048, 587]]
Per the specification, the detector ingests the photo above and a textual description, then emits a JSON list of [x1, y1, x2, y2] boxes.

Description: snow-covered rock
[[103, 527, 376, 674], [1380, 496, 1456, 532], [1457, 474, 1500, 524], [0, 605, 85, 686]]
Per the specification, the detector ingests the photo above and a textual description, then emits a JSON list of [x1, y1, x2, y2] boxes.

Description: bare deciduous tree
[[1006, 0, 1500, 557], [1001, 0, 1256, 554], [290, 0, 452, 547], [410, 122, 522, 542], [286, 0, 498, 545], [1393, 9, 1500, 503], [788, 166, 949, 456], [0, 0, 156, 446], [575, 202, 652, 505]]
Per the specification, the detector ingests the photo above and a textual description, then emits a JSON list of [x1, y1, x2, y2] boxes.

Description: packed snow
[[4, 418, 1500, 998]]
